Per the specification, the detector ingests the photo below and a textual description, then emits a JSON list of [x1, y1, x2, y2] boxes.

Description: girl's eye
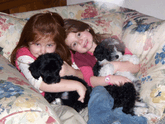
[[77, 32, 81, 37], [47, 44, 53, 47], [35, 43, 40, 46], [72, 42, 77, 47]]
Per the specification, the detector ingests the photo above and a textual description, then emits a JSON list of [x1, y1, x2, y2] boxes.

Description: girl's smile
[[83, 40, 88, 48], [65, 30, 96, 53]]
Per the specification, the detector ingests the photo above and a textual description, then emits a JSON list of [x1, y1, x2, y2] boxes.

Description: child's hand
[[76, 83, 87, 103], [60, 62, 83, 79], [60, 61, 75, 76], [110, 75, 131, 86]]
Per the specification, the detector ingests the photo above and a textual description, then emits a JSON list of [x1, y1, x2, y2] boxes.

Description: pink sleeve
[[71, 51, 93, 87], [70, 51, 74, 63], [79, 66, 94, 87], [124, 47, 133, 55]]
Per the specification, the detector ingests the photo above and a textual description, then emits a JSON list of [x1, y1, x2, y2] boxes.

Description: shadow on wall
[[67, 0, 125, 6]]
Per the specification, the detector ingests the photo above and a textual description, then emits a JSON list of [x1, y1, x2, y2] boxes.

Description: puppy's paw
[[134, 105, 149, 116], [135, 101, 148, 108], [134, 100, 149, 116], [133, 80, 142, 93], [99, 63, 114, 76], [51, 98, 62, 105]]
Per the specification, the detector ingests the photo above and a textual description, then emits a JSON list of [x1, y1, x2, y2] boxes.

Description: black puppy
[[93, 38, 136, 115], [29, 53, 92, 112]]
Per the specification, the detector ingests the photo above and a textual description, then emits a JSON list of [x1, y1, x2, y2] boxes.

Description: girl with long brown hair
[[64, 19, 148, 124], [64, 19, 140, 87]]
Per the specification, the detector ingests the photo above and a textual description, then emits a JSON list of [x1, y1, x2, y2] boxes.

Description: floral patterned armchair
[[0, 1, 165, 123]]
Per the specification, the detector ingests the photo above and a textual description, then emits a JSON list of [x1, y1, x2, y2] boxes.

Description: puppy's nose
[[115, 55, 119, 59]]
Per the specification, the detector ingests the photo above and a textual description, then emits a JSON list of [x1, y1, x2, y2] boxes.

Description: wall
[[123, 0, 165, 20], [67, 0, 124, 6], [67, 0, 165, 20]]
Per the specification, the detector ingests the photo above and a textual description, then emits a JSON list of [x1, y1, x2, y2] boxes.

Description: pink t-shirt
[[16, 47, 45, 96], [71, 48, 132, 87], [16, 47, 36, 75]]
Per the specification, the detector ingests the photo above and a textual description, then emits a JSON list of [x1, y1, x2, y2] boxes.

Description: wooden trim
[[0, 0, 38, 11], [0, 0, 67, 14]]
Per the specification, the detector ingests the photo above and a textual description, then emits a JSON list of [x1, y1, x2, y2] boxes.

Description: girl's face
[[29, 37, 56, 58], [65, 30, 96, 53]]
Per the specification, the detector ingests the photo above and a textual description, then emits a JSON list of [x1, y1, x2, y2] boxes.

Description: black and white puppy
[[93, 38, 139, 82], [93, 37, 145, 115], [29, 53, 92, 112]]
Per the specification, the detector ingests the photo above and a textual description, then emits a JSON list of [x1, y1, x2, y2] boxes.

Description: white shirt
[[17, 55, 43, 93]]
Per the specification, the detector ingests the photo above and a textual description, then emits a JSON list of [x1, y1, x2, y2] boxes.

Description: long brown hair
[[10, 12, 72, 66], [64, 19, 101, 45]]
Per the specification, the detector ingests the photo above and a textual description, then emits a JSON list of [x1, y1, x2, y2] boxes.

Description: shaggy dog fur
[[93, 37, 142, 115], [29, 53, 92, 112]]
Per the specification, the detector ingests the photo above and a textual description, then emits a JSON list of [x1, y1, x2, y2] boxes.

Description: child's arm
[[90, 75, 131, 87], [110, 61, 140, 74], [78, 66, 131, 87], [58, 63, 127, 87], [40, 79, 86, 103], [90, 61, 139, 87], [17, 56, 86, 103]]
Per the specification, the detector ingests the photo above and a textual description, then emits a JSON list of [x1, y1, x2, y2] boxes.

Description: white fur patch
[[99, 63, 114, 76], [120, 55, 140, 65]]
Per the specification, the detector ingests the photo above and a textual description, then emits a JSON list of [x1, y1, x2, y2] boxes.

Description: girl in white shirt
[[10, 12, 86, 103]]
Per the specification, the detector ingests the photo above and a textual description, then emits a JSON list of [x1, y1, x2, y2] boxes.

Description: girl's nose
[[78, 38, 83, 44], [41, 47, 46, 54]]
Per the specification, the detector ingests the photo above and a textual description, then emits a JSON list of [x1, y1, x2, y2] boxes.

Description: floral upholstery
[[0, 55, 60, 123], [121, 10, 165, 117], [0, 1, 165, 123], [0, 13, 26, 60]]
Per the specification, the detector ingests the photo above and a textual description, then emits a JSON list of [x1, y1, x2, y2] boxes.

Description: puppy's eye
[[115, 55, 119, 59]]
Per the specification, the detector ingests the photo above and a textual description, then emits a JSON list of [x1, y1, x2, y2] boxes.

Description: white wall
[[67, 0, 124, 6], [67, 0, 165, 20], [123, 0, 165, 20]]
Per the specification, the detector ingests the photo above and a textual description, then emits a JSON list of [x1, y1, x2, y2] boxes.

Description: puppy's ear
[[55, 53, 63, 66], [116, 42, 125, 55], [29, 58, 42, 79], [94, 45, 105, 61], [94, 44, 112, 61]]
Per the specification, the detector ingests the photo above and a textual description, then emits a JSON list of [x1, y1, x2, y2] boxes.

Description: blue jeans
[[87, 86, 147, 124]]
